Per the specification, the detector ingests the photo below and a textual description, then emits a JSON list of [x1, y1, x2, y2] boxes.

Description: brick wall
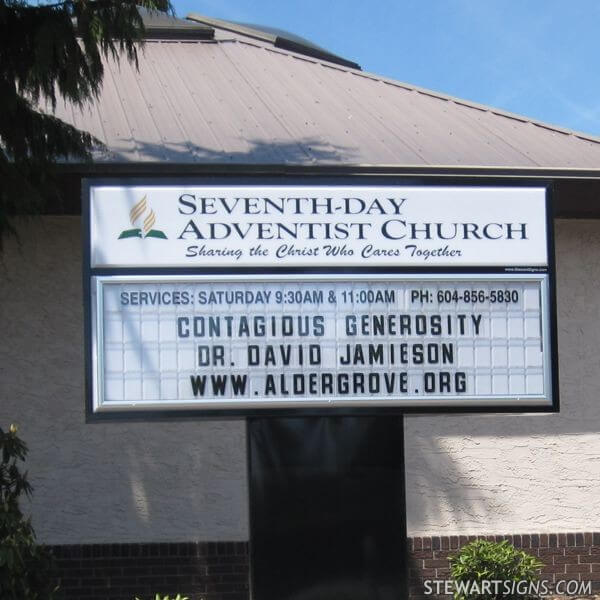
[[408, 532, 600, 599], [50, 542, 249, 600], [48, 533, 600, 599]]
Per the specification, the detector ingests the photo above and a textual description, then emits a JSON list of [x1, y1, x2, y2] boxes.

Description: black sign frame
[[82, 176, 558, 421]]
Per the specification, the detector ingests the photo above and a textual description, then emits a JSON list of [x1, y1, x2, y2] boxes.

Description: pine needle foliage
[[0, 0, 173, 248], [0, 424, 55, 599]]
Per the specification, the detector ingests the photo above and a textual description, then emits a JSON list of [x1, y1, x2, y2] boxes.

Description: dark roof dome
[[186, 12, 360, 69]]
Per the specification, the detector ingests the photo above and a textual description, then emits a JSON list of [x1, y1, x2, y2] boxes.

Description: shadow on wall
[[0, 135, 359, 544], [404, 220, 600, 534], [0, 218, 248, 544]]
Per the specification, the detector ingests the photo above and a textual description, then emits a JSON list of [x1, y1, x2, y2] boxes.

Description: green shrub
[[0, 424, 57, 600], [449, 539, 543, 599]]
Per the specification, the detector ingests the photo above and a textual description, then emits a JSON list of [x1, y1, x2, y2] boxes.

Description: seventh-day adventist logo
[[118, 195, 167, 240]]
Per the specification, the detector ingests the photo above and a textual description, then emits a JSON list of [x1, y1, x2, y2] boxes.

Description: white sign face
[[89, 185, 547, 268], [91, 274, 552, 411]]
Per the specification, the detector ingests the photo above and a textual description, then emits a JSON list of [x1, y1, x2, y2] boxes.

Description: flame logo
[[118, 196, 167, 240], [143, 209, 156, 236], [129, 195, 147, 225]]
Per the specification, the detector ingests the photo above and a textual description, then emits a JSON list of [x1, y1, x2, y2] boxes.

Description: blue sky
[[170, 0, 600, 137]]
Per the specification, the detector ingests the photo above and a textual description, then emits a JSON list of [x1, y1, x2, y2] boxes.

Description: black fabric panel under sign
[[248, 416, 406, 600]]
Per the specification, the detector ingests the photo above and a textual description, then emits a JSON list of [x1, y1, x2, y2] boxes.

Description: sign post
[[84, 180, 556, 600]]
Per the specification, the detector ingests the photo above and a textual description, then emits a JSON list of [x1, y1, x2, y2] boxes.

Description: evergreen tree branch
[[0, 0, 174, 249], [0, 425, 57, 599]]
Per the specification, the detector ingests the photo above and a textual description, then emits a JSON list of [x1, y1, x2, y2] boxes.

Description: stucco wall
[[405, 219, 600, 536], [0, 217, 248, 544], [1, 217, 598, 543]]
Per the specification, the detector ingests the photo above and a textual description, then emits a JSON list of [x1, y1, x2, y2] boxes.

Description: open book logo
[[118, 195, 168, 240]]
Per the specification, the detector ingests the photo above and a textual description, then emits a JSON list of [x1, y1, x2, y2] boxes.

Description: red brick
[[566, 564, 591, 573], [419, 568, 436, 577], [538, 548, 564, 557], [411, 550, 434, 559], [555, 555, 578, 564], [554, 554, 579, 565], [541, 564, 566, 573], [423, 559, 449, 568], [47, 542, 250, 600]]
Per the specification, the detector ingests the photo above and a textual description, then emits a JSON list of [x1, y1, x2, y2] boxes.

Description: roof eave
[[54, 161, 600, 180]]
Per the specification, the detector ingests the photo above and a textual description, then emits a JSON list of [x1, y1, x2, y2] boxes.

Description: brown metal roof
[[49, 27, 600, 170]]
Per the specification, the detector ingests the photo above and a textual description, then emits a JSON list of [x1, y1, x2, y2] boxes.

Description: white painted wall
[[0, 217, 248, 544], [405, 219, 600, 536], [1, 217, 598, 543]]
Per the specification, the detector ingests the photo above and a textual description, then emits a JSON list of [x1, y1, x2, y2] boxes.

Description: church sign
[[84, 181, 556, 415]]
